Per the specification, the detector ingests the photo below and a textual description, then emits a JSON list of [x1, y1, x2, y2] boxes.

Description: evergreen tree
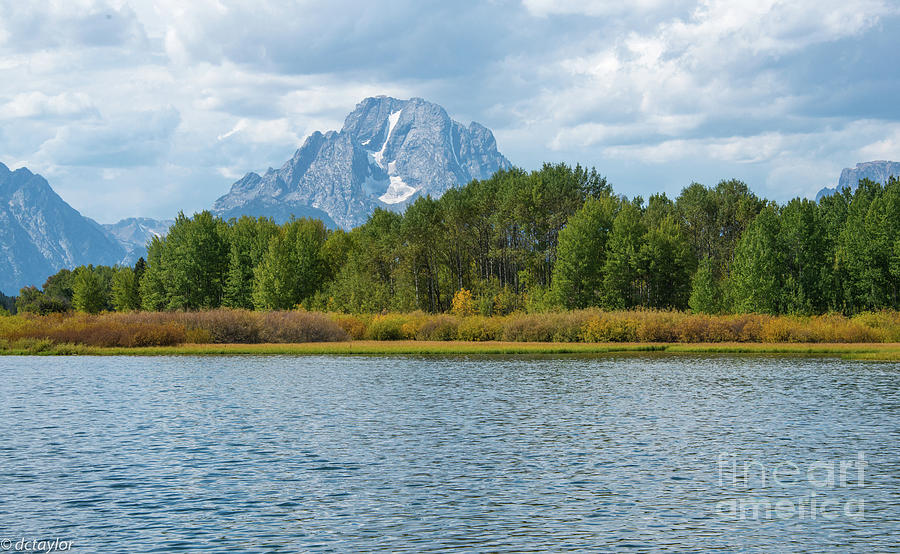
[[134, 257, 147, 282], [0, 291, 15, 315]]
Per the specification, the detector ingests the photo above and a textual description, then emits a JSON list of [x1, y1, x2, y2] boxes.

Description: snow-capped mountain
[[102, 217, 174, 263], [816, 160, 900, 201], [213, 96, 511, 228], [0, 163, 127, 294]]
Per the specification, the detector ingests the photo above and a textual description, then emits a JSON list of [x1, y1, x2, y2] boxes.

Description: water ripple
[[0, 354, 898, 551]]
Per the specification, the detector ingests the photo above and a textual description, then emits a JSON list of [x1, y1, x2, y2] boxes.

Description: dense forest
[[4, 164, 899, 317]]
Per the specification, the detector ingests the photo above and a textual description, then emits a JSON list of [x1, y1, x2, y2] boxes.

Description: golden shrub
[[451, 289, 476, 317], [457, 316, 503, 341]]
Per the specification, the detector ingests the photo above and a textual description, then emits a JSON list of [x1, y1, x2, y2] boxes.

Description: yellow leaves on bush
[[457, 316, 502, 341], [580, 316, 638, 342], [416, 314, 460, 341], [331, 314, 367, 340], [0, 309, 349, 348], [3, 308, 900, 348], [367, 314, 415, 340], [451, 289, 476, 317]]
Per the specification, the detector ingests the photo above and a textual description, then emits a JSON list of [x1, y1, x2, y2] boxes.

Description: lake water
[[1, 355, 898, 552]]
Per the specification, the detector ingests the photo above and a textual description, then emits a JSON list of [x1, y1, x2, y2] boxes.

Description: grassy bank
[[3, 309, 900, 360], [2, 339, 900, 361]]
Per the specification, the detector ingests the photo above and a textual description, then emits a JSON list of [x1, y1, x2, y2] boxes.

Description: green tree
[[111, 266, 141, 312], [42, 269, 75, 307], [223, 216, 279, 309], [551, 195, 618, 308], [780, 198, 830, 314], [252, 218, 329, 310], [72, 266, 108, 314], [689, 257, 724, 313], [643, 193, 676, 229], [676, 182, 718, 261], [640, 215, 695, 309], [167, 211, 229, 310], [834, 179, 898, 312], [729, 207, 785, 314], [602, 201, 646, 309], [0, 291, 15, 315], [140, 236, 169, 311], [16, 286, 68, 314], [323, 211, 403, 313], [139, 211, 229, 311], [713, 179, 764, 270], [401, 196, 449, 312], [675, 180, 763, 284], [134, 257, 147, 282]]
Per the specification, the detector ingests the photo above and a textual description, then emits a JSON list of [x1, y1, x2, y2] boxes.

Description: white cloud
[[36, 107, 181, 168], [857, 130, 900, 161], [0, 0, 148, 52], [0, 92, 97, 120], [1, 0, 898, 222], [216, 118, 299, 145], [523, 0, 682, 17]]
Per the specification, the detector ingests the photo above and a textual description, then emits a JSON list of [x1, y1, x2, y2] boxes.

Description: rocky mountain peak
[[212, 96, 511, 228], [816, 160, 900, 200], [0, 164, 127, 294]]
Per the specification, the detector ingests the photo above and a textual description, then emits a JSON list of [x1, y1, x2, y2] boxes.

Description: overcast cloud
[[1, 0, 898, 222]]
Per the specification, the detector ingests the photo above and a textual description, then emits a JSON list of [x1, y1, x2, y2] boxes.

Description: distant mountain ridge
[[102, 217, 174, 262], [816, 160, 900, 201], [0, 162, 127, 294], [4, 97, 890, 295], [212, 96, 511, 228]]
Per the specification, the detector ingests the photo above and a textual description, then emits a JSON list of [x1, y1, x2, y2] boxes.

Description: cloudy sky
[[1, 0, 899, 223]]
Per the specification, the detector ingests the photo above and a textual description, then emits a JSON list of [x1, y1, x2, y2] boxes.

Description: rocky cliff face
[[0, 163, 127, 294], [816, 160, 900, 200], [213, 96, 511, 228]]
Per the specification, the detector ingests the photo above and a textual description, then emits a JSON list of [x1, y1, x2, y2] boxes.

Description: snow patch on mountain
[[379, 176, 417, 204], [371, 109, 402, 169]]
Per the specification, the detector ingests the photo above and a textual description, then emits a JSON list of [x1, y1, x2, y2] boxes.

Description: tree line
[[5, 164, 899, 316]]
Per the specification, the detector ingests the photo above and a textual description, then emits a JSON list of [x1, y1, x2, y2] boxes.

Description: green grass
[[3, 340, 900, 360]]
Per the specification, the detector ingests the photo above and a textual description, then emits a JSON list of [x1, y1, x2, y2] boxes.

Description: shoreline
[[2, 340, 900, 360]]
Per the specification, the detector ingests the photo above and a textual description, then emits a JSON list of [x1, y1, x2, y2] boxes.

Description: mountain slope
[[102, 217, 174, 263], [816, 160, 900, 200], [0, 163, 127, 294], [213, 96, 511, 228]]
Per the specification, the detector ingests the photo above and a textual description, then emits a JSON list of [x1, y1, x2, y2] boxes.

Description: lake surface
[[1, 355, 898, 552]]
